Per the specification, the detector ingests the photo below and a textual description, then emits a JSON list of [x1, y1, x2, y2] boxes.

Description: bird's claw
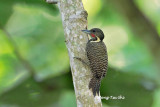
[[73, 57, 81, 60]]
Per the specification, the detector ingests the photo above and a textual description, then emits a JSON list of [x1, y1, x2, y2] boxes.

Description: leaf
[[101, 26, 159, 80], [152, 88, 160, 107], [5, 4, 69, 81], [58, 91, 76, 107], [0, 30, 29, 95]]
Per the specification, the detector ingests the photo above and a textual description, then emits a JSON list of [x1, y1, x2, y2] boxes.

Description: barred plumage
[[81, 28, 108, 96], [86, 41, 108, 96]]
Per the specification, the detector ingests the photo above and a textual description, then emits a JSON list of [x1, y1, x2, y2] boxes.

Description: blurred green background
[[0, 0, 160, 107]]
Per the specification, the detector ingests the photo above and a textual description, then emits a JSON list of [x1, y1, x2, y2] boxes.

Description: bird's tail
[[89, 77, 101, 97]]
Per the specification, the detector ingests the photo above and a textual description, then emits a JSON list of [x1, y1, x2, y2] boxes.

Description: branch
[[46, 0, 102, 106]]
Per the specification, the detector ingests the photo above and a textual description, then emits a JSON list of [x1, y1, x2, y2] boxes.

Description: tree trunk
[[46, 0, 102, 106]]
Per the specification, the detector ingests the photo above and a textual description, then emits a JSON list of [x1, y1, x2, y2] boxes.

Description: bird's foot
[[74, 57, 90, 66]]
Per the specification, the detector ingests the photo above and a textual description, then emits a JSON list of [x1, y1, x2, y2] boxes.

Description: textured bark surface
[[46, 0, 102, 106]]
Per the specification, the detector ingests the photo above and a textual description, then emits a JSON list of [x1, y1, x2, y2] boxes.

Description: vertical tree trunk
[[46, 0, 102, 106]]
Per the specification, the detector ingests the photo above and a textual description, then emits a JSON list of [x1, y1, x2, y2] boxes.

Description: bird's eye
[[92, 30, 96, 32]]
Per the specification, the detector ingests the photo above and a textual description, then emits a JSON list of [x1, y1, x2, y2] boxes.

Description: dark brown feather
[[86, 41, 108, 96]]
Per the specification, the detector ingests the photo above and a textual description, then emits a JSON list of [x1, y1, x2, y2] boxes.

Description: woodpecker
[[75, 28, 108, 97]]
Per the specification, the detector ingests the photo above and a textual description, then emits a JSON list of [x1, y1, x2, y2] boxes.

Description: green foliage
[[0, 2, 69, 98], [152, 88, 160, 107], [0, 30, 29, 95], [58, 91, 76, 107], [5, 4, 69, 81], [0, 0, 160, 107], [135, 0, 160, 36]]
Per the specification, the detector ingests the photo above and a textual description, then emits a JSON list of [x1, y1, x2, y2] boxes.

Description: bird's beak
[[81, 30, 91, 34]]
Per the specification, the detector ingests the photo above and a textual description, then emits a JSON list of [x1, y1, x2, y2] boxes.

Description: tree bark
[[46, 0, 102, 106]]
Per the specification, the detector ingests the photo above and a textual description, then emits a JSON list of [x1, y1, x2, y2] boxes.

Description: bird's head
[[82, 28, 104, 42]]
